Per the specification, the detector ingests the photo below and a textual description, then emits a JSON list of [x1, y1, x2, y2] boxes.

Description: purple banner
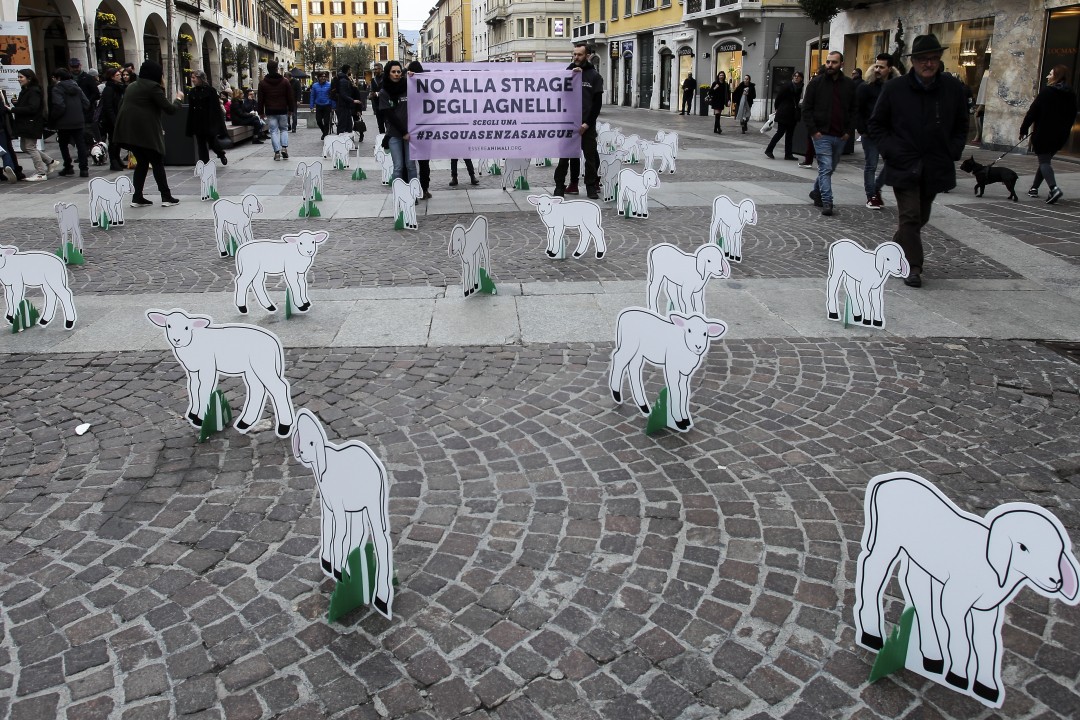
[[408, 64, 581, 160]]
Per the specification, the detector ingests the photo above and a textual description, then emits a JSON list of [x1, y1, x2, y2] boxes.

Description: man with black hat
[[869, 34, 968, 289]]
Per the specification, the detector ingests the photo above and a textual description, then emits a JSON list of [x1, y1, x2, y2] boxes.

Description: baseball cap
[[68, 57, 81, 67]]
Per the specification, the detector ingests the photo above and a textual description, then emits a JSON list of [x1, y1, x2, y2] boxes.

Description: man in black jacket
[[801, 51, 856, 216], [858, 53, 892, 209], [49, 68, 91, 177], [869, 34, 968, 288], [335, 65, 358, 134], [764, 71, 803, 160], [369, 63, 386, 134], [554, 42, 603, 200]]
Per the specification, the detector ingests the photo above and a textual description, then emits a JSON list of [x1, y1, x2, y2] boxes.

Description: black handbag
[[216, 134, 234, 150]]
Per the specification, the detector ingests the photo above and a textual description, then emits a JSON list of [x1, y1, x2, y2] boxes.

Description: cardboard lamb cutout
[[146, 309, 295, 438], [826, 239, 909, 328], [656, 130, 680, 159], [235, 230, 328, 315], [619, 134, 642, 164], [213, 195, 263, 257], [709, 196, 757, 262], [194, 159, 219, 201], [502, 158, 530, 191], [323, 131, 358, 159], [609, 308, 726, 434], [329, 136, 355, 170], [854, 471, 1080, 708], [647, 243, 731, 315], [617, 168, 659, 219], [598, 151, 627, 203], [292, 408, 396, 621], [640, 140, 676, 174], [53, 202, 85, 264], [391, 178, 422, 230], [296, 161, 325, 217], [527, 195, 607, 260], [0, 246, 78, 330], [375, 149, 395, 185], [88, 176, 132, 228], [448, 216, 495, 297]]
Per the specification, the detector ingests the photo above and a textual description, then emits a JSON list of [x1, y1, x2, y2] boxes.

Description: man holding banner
[[554, 43, 603, 200]]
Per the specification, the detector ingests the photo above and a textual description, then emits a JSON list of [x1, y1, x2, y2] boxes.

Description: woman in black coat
[[1020, 64, 1078, 205], [98, 67, 126, 170], [185, 70, 228, 164], [732, 76, 756, 133], [709, 72, 731, 134], [765, 71, 804, 160], [11, 69, 56, 180]]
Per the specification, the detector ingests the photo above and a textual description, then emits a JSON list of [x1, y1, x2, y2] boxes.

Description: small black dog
[[960, 156, 1019, 201]]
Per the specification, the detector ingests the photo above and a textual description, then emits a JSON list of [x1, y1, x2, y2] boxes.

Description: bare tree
[[799, 0, 843, 69]]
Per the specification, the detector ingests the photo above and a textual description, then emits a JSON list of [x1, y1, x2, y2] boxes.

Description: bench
[[227, 124, 255, 145]]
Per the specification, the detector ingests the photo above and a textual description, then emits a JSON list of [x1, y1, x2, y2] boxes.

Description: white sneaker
[[798, 161, 813, 168], [46, 159, 61, 174], [26, 173, 47, 182], [2, 167, 15, 182]]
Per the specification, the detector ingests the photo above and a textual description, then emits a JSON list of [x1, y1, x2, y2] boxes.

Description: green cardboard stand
[[352, 167, 367, 181], [868, 606, 915, 683], [10, 299, 40, 333], [209, 186, 220, 201], [490, 163, 501, 176], [393, 211, 405, 230], [645, 387, 671, 435], [514, 176, 530, 191], [98, 211, 110, 230], [328, 542, 400, 623], [314, 187, 324, 202], [57, 242, 85, 265], [227, 236, 239, 257], [477, 268, 497, 295], [197, 389, 233, 443], [299, 201, 322, 218], [334, 159, 345, 171], [286, 288, 294, 319]]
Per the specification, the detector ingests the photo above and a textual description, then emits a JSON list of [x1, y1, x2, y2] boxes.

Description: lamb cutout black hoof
[[675, 418, 691, 431], [238, 305, 248, 314], [321, 557, 333, 574], [637, 404, 650, 416], [546, 250, 557, 258], [852, 314, 863, 323], [38, 317, 50, 326], [333, 568, 343, 581], [973, 681, 998, 703], [862, 319, 872, 326], [373, 596, 389, 616], [923, 657, 944, 674], [5, 315, 13, 324], [945, 671, 968, 690], [611, 390, 621, 403], [298, 302, 310, 312], [235, 419, 251, 431], [860, 632, 884, 651], [220, 251, 228, 258], [734, 255, 741, 262], [265, 304, 276, 312], [189, 413, 204, 427], [872, 319, 883, 328], [573, 251, 584, 258], [276, 423, 291, 438], [828, 312, 839, 320], [65, 320, 74, 329], [596, 251, 605, 259]]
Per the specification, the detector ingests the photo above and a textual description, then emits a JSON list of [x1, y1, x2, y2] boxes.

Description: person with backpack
[[48, 68, 90, 177], [10, 69, 57, 181], [334, 65, 357, 134]]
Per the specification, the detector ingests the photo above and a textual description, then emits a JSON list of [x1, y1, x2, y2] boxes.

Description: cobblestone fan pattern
[[5, 206, 1017, 296], [2, 339, 1079, 719], [950, 202, 1080, 265]]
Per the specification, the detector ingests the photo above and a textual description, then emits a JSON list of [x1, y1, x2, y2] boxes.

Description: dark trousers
[[418, 159, 430, 191], [450, 158, 476, 178], [555, 125, 599, 189], [375, 109, 386, 134], [57, 129, 88, 172], [289, 108, 298, 132], [804, 130, 816, 163], [336, 107, 353, 134], [1032, 152, 1058, 191], [194, 133, 226, 164], [681, 90, 693, 114], [315, 105, 332, 137], [101, 125, 123, 168], [129, 145, 172, 199], [765, 122, 795, 157], [892, 183, 937, 272]]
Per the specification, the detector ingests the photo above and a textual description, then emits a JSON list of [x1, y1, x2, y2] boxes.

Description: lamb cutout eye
[[1019, 543, 1028, 552]]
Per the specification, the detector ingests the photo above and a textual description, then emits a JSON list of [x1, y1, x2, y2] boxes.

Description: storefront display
[[845, 29, 890, 75], [1042, 4, 1080, 156], [929, 17, 993, 101]]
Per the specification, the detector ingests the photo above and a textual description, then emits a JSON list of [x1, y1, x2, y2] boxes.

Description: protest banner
[[408, 64, 581, 160], [0, 22, 34, 94]]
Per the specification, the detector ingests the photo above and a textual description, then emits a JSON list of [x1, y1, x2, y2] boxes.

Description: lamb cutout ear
[[669, 313, 688, 327], [284, 234, 301, 245], [2, 246, 18, 256], [191, 318, 211, 329], [146, 311, 168, 327], [1060, 552, 1080, 601], [294, 409, 328, 480], [707, 321, 727, 338], [987, 516, 1014, 588], [875, 247, 888, 279], [526, 195, 541, 206], [312, 231, 329, 244]]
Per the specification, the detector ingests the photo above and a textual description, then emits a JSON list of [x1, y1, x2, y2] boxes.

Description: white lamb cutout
[[597, 129, 621, 153], [646, 243, 731, 315], [295, 161, 324, 205], [213, 195, 263, 257], [448, 215, 491, 297], [292, 408, 395, 619], [234, 230, 328, 314], [329, 137, 354, 169], [473, 158, 488, 176], [598, 158, 620, 203], [88, 176, 132, 227], [526, 195, 607, 260], [372, 134, 386, 157], [855, 471, 1080, 708], [375, 149, 394, 185], [709, 196, 758, 263], [609, 308, 726, 432], [656, 130, 680, 159], [619, 134, 642, 162], [54, 202, 84, 252], [392, 178, 422, 230], [826, 239, 908, 328], [532, 157, 549, 167], [502, 158, 529, 191], [640, 140, 676, 174], [323, 131, 353, 158], [617, 168, 659, 218], [145, 308, 295, 438], [596, 121, 611, 134], [0, 245, 78, 329], [194, 159, 218, 201]]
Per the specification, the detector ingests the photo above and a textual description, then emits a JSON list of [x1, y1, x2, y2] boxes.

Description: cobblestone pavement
[[2, 101, 1080, 720], [4, 206, 1016, 297], [2, 338, 1080, 720], [950, 202, 1080, 265]]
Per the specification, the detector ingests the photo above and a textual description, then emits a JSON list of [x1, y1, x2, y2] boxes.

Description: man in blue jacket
[[309, 71, 334, 139]]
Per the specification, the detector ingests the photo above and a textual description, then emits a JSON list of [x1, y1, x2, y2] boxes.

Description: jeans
[[314, 104, 332, 137], [57, 128, 88, 172], [892, 183, 937, 272], [267, 114, 289, 152], [861, 136, 886, 198], [20, 137, 54, 174], [1032, 152, 1057, 191], [128, 145, 172, 199], [811, 134, 845, 204], [194, 133, 226, 164], [765, 121, 795, 157], [388, 136, 416, 182]]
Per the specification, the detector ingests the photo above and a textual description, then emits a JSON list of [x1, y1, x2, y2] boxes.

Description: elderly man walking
[[801, 51, 856, 216], [869, 34, 969, 288]]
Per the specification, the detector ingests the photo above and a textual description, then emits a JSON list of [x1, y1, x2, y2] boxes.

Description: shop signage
[[622, 41, 634, 57], [610, 41, 619, 59], [716, 41, 740, 53], [677, 46, 694, 56]]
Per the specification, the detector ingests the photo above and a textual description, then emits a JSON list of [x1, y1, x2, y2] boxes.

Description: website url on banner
[[414, 129, 575, 141], [473, 146, 520, 152]]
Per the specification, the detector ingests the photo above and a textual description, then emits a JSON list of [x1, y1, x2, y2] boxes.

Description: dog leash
[[987, 137, 1028, 167]]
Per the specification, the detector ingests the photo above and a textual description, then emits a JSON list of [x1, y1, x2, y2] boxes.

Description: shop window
[[844, 29, 890, 76], [332, 22, 345, 38], [310, 1, 323, 14], [929, 17, 994, 101], [640, 0, 655, 10], [1042, 5, 1080, 155], [354, 22, 367, 38], [330, 1, 344, 14], [353, 1, 365, 12], [311, 22, 325, 38]]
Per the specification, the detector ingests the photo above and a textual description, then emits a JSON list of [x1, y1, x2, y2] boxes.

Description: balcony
[[485, 1, 508, 24], [684, 0, 762, 23], [572, 21, 606, 41]]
